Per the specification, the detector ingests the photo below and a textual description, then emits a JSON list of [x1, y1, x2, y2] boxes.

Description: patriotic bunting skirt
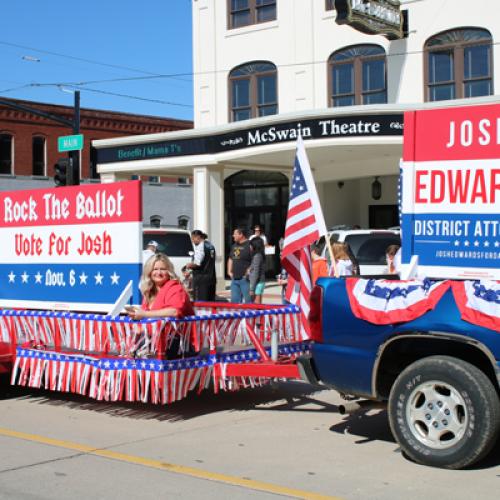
[[0, 303, 310, 404], [451, 280, 500, 332], [346, 278, 499, 331], [346, 278, 451, 325]]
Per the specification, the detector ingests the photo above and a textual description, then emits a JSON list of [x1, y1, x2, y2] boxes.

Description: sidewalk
[[217, 280, 284, 305]]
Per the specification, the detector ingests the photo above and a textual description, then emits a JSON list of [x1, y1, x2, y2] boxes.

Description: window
[[177, 176, 190, 185], [32, 136, 45, 176], [425, 28, 492, 102], [328, 45, 387, 107], [228, 0, 276, 29], [0, 133, 13, 174], [229, 61, 278, 121]]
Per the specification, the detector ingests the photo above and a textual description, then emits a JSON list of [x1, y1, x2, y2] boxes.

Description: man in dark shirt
[[227, 227, 252, 303], [187, 229, 216, 301]]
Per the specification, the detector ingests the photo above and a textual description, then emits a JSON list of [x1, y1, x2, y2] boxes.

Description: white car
[[320, 229, 401, 276], [142, 227, 194, 278]]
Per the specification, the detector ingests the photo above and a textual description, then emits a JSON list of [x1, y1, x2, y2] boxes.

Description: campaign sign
[[401, 103, 499, 279], [0, 180, 143, 311]]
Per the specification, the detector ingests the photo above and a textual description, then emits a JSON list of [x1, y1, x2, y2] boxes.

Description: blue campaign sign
[[401, 104, 499, 280], [0, 181, 143, 312]]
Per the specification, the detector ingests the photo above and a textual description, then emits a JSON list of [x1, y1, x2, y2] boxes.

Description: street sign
[[58, 134, 84, 152]]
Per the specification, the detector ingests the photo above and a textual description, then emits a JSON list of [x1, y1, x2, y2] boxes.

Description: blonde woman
[[127, 253, 194, 320], [329, 242, 359, 277]]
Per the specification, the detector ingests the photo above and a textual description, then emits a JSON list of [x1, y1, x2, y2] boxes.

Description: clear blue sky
[[1, 0, 194, 121]]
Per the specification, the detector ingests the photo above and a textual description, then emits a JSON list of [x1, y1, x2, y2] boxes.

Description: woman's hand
[[127, 307, 146, 320]]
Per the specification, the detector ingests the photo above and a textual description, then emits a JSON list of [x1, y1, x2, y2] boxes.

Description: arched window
[[328, 45, 387, 107], [32, 136, 46, 176], [425, 28, 492, 101], [229, 61, 278, 122], [0, 133, 13, 174]]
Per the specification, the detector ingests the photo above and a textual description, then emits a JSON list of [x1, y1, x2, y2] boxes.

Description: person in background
[[277, 268, 289, 304], [227, 227, 252, 303], [329, 242, 358, 277], [187, 230, 216, 301], [249, 224, 268, 246], [386, 244, 401, 275], [311, 241, 328, 284], [181, 265, 193, 298], [249, 236, 266, 304], [345, 243, 360, 276], [143, 240, 158, 263]]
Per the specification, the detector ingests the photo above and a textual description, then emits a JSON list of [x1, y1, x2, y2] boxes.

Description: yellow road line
[[0, 427, 341, 500]]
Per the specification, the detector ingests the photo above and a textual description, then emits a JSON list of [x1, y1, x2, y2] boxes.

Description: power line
[[0, 82, 192, 108], [0, 40, 191, 82], [19, 41, 500, 88], [65, 85, 193, 108]]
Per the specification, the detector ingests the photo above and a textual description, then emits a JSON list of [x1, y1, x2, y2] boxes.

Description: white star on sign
[[464, 240, 470, 247], [79, 272, 88, 285], [484, 241, 490, 247], [454, 240, 460, 246], [110, 272, 120, 285], [21, 272, 29, 283], [474, 241, 480, 247], [495, 241, 499, 248], [94, 272, 104, 285], [35, 272, 42, 284], [8, 272, 15, 283]]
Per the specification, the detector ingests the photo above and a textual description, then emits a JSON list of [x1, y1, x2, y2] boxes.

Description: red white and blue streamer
[[346, 278, 450, 325], [1, 303, 308, 404], [451, 280, 500, 332]]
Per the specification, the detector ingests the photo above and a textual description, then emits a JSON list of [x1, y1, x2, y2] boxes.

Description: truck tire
[[388, 355, 500, 469]]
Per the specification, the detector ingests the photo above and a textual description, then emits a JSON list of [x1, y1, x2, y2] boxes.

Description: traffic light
[[54, 157, 71, 186], [54, 155, 79, 186]]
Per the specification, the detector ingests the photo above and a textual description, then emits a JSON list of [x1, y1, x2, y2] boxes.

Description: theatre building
[[93, 0, 500, 279]]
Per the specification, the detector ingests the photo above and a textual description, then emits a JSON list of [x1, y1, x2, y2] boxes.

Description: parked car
[[142, 227, 194, 278], [319, 229, 401, 276]]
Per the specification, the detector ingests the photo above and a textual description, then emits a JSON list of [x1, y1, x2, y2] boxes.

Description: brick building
[[0, 97, 192, 180], [0, 97, 195, 227]]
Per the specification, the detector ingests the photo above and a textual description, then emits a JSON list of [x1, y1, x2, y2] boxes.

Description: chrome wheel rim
[[405, 380, 468, 450]]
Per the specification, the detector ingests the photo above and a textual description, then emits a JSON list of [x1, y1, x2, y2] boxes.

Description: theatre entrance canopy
[[93, 105, 407, 185]]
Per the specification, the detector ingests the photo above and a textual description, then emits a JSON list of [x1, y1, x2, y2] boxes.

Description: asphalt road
[[0, 380, 499, 500]]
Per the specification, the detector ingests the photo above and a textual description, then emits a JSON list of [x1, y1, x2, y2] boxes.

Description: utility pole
[[69, 90, 81, 185]]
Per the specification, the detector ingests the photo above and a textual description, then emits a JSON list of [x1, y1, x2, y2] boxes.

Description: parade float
[[0, 180, 309, 403]]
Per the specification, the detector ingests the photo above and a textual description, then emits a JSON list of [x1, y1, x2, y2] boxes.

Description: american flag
[[281, 136, 327, 338]]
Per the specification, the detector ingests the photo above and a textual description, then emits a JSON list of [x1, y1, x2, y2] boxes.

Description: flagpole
[[326, 234, 337, 277]]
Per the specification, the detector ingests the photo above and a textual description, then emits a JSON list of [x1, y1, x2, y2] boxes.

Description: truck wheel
[[388, 355, 500, 469]]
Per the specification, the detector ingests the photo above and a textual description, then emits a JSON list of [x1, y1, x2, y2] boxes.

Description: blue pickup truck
[[299, 277, 500, 470]]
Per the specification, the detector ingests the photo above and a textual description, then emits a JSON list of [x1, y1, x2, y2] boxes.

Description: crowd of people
[[134, 225, 401, 315], [128, 225, 401, 357]]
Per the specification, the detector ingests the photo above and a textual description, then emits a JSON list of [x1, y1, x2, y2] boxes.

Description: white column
[[193, 166, 225, 292]]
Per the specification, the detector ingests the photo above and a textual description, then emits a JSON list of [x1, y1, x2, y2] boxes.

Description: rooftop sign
[[335, 0, 405, 40]]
